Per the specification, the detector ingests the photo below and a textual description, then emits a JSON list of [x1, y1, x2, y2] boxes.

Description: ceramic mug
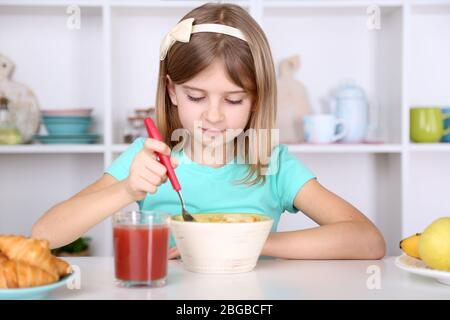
[[303, 114, 347, 143], [441, 107, 450, 143], [410, 107, 450, 143]]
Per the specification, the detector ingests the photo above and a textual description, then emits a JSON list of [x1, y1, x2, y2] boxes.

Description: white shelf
[[0, 144, 106, 154], [0, 0, 103, 7], [410, 0, 450, 7], [287, 143, 402, 153], [263, 0, 404, 8], [1, 0, 449, 257], [408, 143, 450, 152], [0, 0, 249, 9], [1, 0, 448, 9], [112, 144, 131, 153], [111, 143, 403, 154], [109, 0, 249, 8], [0, 143, 407, 154]]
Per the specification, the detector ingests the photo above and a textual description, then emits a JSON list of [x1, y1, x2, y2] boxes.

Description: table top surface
[[47, 256, 450, 300]]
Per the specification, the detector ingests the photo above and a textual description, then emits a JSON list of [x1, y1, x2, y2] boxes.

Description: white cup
[[303, 114, 347, 143]]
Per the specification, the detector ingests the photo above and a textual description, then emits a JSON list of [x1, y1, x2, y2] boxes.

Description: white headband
[[160, 18, 247, 61]]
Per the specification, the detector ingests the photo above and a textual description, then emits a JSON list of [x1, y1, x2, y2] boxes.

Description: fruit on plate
[[399, 233, 421, 259], [418, 217, 450, 272]]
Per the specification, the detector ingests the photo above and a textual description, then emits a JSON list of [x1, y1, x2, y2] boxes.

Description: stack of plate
[[34, 108, 100, 144]]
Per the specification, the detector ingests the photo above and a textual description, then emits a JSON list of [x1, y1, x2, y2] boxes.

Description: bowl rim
[[169, 213, 273, 225], [41, 108, 93, 112]]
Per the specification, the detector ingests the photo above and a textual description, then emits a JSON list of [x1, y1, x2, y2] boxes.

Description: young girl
[[32, 3, 385, 260]]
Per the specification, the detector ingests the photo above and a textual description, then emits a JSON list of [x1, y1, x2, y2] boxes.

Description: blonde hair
[[155, 3, 277, 186]]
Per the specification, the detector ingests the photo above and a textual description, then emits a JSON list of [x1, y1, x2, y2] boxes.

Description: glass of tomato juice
[[113, 210, 170, 288]]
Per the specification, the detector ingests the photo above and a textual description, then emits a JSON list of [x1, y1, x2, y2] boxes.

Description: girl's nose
[[203, 102, 225, 123]]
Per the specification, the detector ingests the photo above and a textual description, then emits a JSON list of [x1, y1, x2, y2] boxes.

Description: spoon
[[144, 117, 195, 222]]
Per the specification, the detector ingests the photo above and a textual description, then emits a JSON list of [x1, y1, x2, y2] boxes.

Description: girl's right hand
[[123, 138, 178, 201]]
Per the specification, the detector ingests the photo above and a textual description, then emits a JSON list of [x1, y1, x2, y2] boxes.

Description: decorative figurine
[[0, 53, 40, 143], [276, 55, 312, 143]]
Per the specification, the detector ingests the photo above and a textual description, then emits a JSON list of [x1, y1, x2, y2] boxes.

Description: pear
[[418, 217, 450, 272]]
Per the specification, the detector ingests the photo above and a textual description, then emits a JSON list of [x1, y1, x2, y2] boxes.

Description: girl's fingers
[[138, 144, 178, 187], [161, 157, 178, 184], [141, 171, 163, 186], [168, 247, 180, 260], [170, 156, 178, 168], [137, 173, 152, 186], [137, 174, 157, 194], [145, 157, 168, 177], [138, 158, 176, 187], [144, 138, 171, 156]]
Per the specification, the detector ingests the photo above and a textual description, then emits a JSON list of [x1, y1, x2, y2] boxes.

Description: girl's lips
[[201, 127, 225, 136]]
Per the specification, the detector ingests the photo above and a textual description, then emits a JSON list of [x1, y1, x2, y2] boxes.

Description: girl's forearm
[[261, 221, 386, 260], [32, 180, 135, 249]]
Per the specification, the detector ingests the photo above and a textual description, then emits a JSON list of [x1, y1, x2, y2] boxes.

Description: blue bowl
[[42, 116, 92, 122], [43, 121, 92, 135]]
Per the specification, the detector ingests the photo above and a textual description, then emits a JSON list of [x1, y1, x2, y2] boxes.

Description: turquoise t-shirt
[[106, 138, 315, 248]]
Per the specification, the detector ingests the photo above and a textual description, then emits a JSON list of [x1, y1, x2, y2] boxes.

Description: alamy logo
[[66, 264, 81, 290], [366, 5, 381, 30], [66, 5, 81, 30], [366, 265, 381, 290], [170, 122, 280, 175]]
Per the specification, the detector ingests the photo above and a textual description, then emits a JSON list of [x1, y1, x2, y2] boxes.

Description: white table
[[48, 257, 450, 300]]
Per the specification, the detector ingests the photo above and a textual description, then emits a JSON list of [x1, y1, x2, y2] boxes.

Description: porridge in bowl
[[171, 213, 270, 223]]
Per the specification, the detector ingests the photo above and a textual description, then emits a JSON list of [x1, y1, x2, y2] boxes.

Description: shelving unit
[[1, 0, 449, 256]]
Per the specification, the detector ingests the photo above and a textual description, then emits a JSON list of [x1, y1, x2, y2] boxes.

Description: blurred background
[[0, 0, 449, 257]]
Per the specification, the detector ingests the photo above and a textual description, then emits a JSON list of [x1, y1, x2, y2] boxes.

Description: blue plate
[[35, 134, 99, 139], [0, 272, 76, 300], [34, 134, 100, 144]]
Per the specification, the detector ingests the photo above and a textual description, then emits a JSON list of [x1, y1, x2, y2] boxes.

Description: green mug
[[410, 107, 450, 143]]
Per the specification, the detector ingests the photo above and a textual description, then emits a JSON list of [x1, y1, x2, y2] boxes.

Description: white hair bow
[[160, 18, 195, 61], [160, 18, 247, 61]]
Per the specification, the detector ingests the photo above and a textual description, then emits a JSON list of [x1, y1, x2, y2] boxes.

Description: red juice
[[113, 225, 169, 282]]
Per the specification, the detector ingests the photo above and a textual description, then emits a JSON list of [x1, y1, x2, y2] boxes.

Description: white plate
[[395, 254, 450, 285]]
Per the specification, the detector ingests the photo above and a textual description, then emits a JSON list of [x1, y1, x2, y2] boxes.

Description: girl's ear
[[166, 75, 178, 106]]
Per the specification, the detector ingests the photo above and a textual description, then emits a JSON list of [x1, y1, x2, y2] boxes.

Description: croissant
[[0, 252, 8, 264], [52, 256, 71, 277], [0, 235, 70, 278], [0, 259, 58, 289]]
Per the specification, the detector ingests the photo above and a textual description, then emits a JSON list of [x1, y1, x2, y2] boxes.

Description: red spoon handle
[[144, 117, 181, 192]]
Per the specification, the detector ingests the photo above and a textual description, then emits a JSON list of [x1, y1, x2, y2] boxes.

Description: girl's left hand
[[168, 247, 180, 260]]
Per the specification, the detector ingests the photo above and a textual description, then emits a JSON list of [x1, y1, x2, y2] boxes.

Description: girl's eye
[[226, 99, 243, 105], [187, 94, 242, 105], [187, 95, 204, 102]]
